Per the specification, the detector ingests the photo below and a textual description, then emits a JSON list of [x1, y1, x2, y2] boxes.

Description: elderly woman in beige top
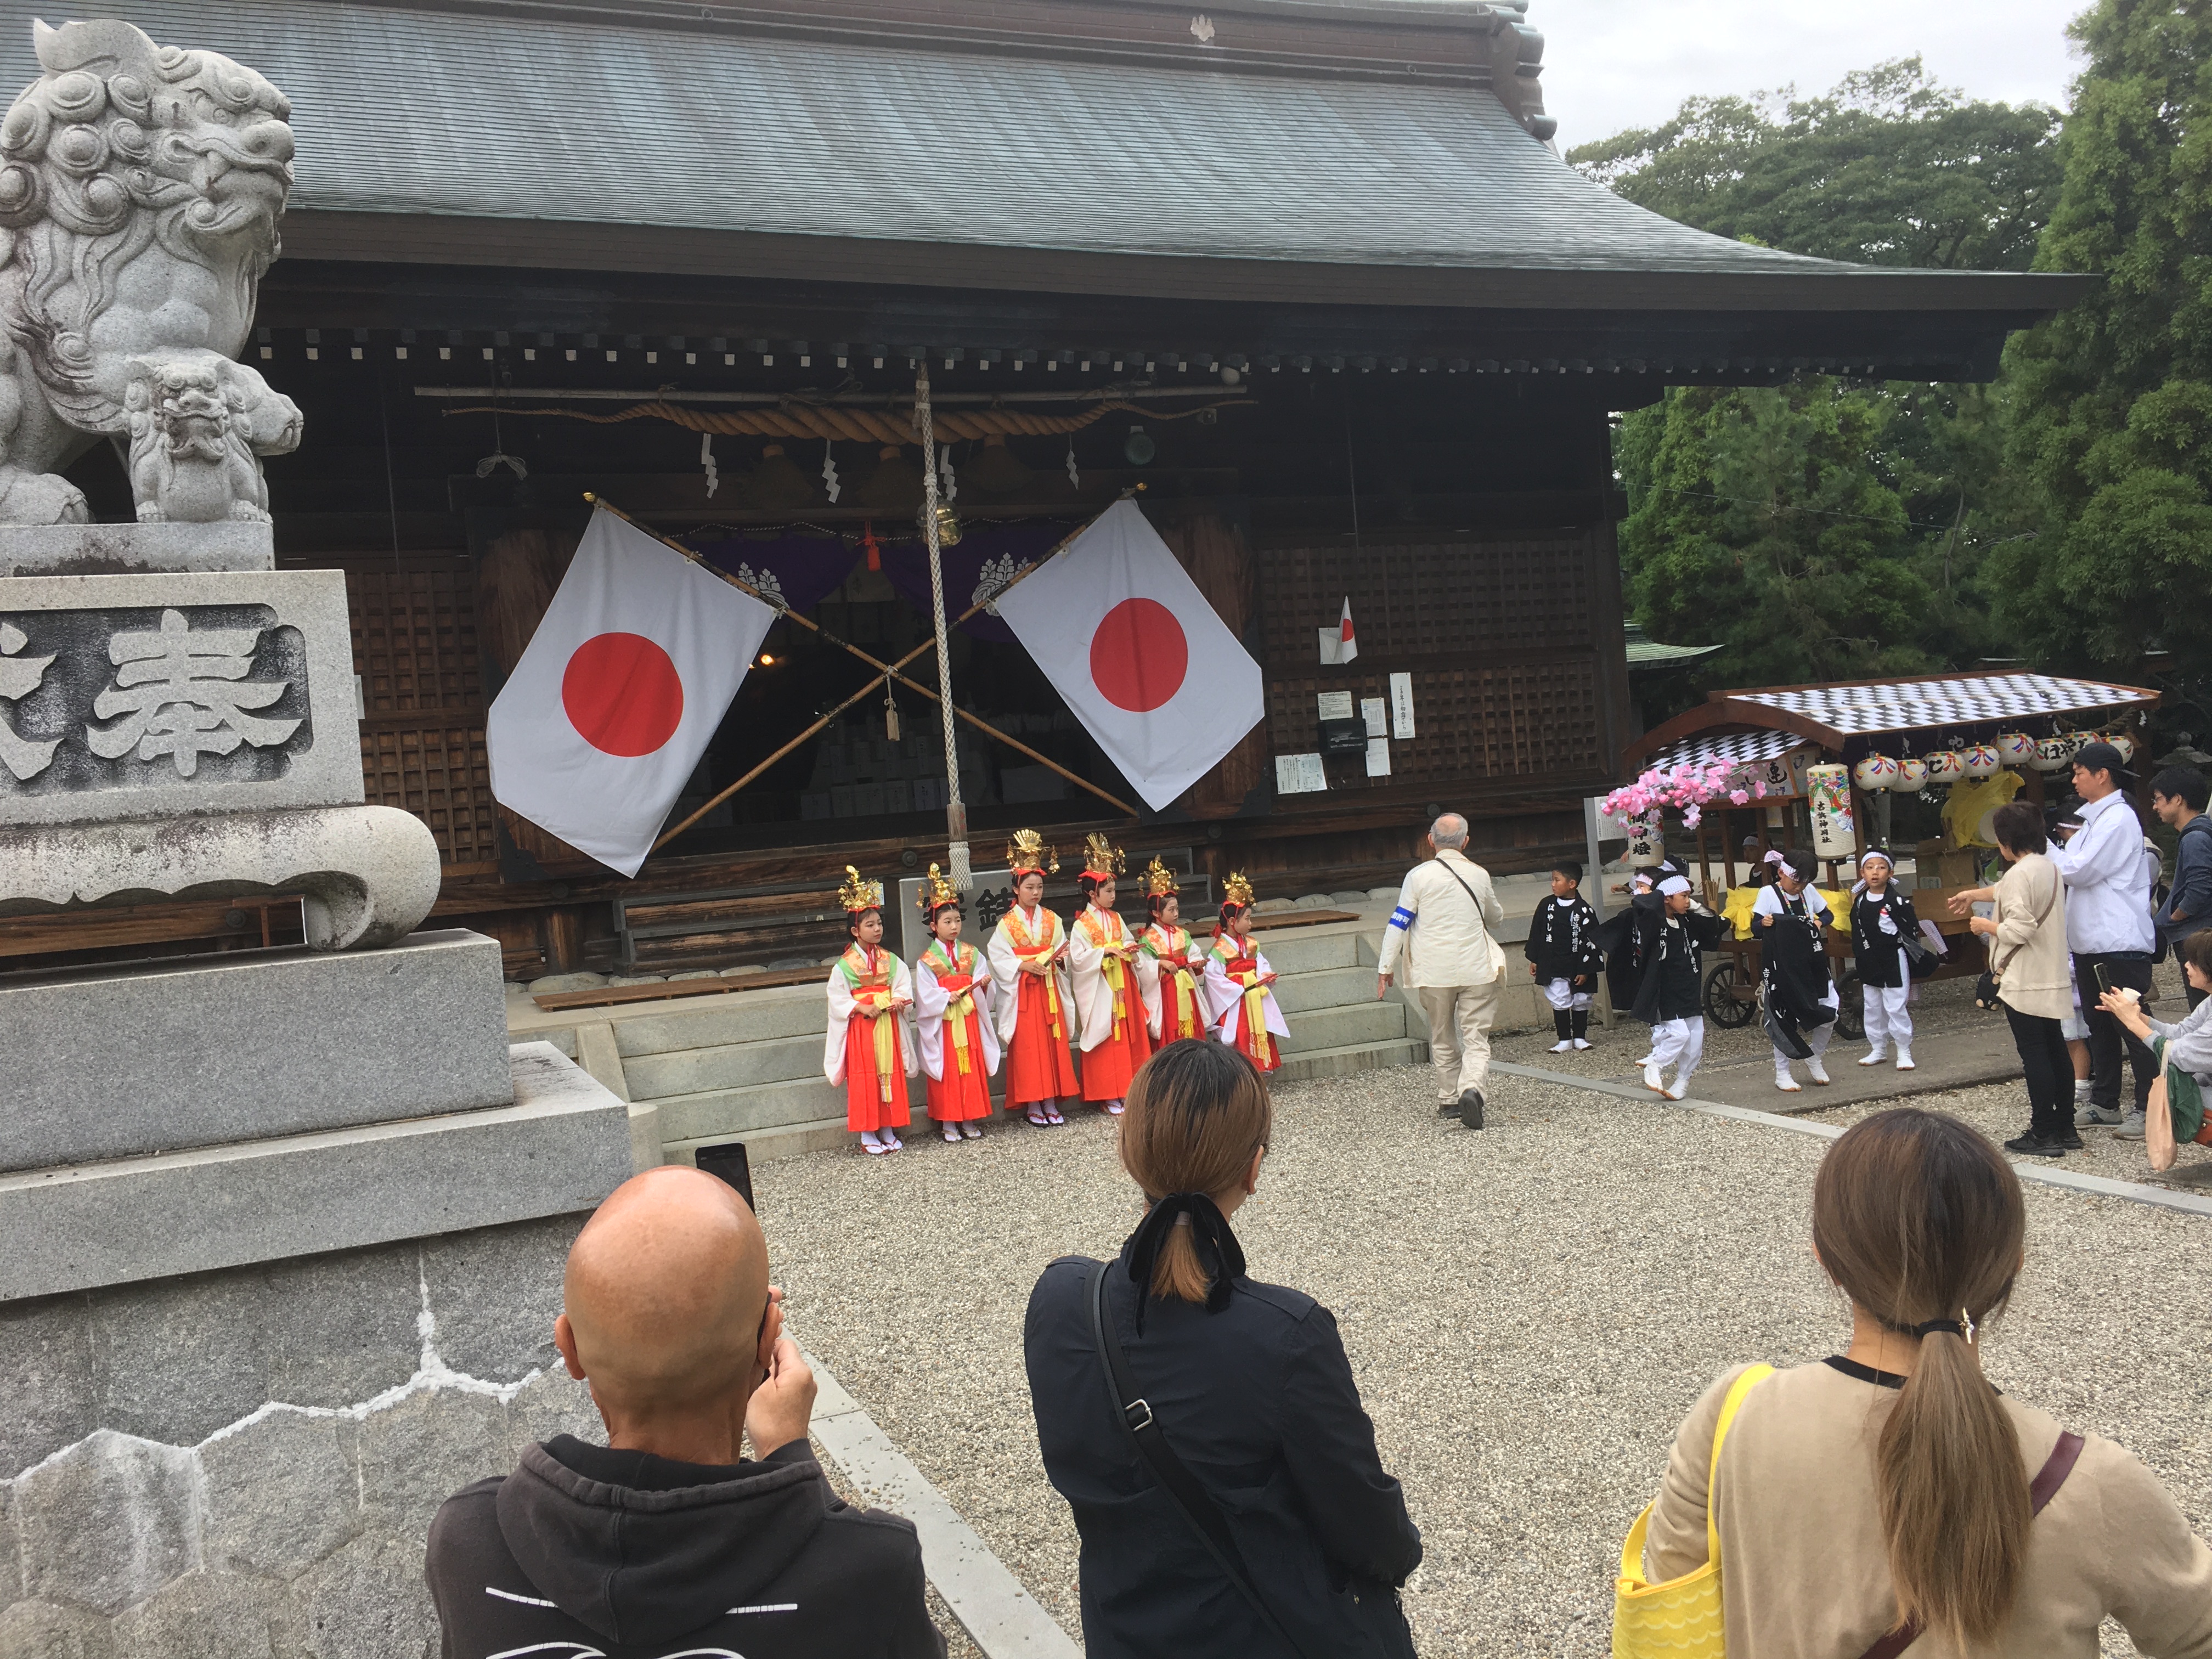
[[1954, 800, 2079, 1154], [1637, 1108, 2212, 1657]]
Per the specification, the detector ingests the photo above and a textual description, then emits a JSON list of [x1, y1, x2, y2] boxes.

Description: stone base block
[[0, 520, 274, 578], [0, 1042, 631, 1300], [0, 802, 441, 948], [0, 929, 512, 1172]]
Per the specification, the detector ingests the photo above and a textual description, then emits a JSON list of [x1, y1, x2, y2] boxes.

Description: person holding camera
[[1023, 1041, 1421, 1658]]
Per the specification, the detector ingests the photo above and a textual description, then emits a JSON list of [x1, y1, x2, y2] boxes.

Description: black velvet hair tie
[[1125, 1192, 1246, 1334]]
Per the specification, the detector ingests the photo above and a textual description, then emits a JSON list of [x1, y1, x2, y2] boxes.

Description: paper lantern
[[2029, 738, 2070, 772], [1962, 743, 2001, 781], [2105, 731, 2135, 763], [1995, 732, 2036, 767], [1893, 757, 1929, 793], [1924, 751, 1966, 786], [1852, 753, 1899, 791], [1807, 763, 1857, 858], [1624, 809, 1664, 868]]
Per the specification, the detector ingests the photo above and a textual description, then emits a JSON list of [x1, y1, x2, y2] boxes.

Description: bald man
[[426, 1166, 944, 1658], [1376, 811, 1507, 1129]]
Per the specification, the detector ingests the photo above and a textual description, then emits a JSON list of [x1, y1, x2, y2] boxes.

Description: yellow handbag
[[1612, 1364, 1774, 1657]]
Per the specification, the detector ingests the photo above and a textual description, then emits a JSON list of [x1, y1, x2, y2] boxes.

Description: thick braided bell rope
[[914, 366, 970, 889]]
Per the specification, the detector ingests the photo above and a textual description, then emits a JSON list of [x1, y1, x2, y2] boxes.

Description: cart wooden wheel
[[1833, 970, 1865, 1041], [1704, 960, 1758, 1028]]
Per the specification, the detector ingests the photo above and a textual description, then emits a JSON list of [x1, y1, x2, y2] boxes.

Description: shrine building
[[0, 0, 2089, 979]]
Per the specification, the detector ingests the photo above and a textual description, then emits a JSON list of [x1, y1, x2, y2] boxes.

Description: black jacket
[[1024, 1244, 1421, 1659], [1524, 894, 1604, 983], [1629, 895, 1728, 1024], [1850, 888, 1922, 989], [425, 1436, 945, 1659], [1759, 889, 1837, 1035]]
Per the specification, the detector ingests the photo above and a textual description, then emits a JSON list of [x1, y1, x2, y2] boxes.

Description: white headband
[[1658, 875, 1691, 896]]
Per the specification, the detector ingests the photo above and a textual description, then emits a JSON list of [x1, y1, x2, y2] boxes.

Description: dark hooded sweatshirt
[[425, 1436, 946, 1659]]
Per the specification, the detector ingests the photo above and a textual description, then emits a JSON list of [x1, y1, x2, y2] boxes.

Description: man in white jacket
[[1377, 812, 1506, 1130]]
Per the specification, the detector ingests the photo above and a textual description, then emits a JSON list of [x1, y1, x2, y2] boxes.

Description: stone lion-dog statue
[[0, 18, 301, 525]]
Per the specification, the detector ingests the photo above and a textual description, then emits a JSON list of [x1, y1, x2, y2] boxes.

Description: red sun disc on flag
[[1089, 597, 1188, 713], [562, 632, 685, 756]]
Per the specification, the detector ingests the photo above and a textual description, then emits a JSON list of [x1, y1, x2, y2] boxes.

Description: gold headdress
[[1081, 832, 1126, 878], [838, 865, 885, 913], [1142, 857, 1180, 899], [916, 862, 960, 914], [1006, 828, 1058, 876], [1222, 872, 1256, 908]]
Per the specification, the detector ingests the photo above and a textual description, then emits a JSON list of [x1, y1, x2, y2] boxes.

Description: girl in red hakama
[[1068, 833, 1151, 1115], [1135, 856, 1207, 1046], [911, 865, 999, 1142], [1201, 874, 1288, 1074], [822, 867, 915, 1155], [986, 830, 1079, 1126]]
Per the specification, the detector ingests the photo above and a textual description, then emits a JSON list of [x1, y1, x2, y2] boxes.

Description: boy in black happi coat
[[1525, 861, 1605, 1052], [1632, 874, 1730, 1099]]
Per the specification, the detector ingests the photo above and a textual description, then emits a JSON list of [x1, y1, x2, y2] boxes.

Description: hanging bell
[[920, 500, 963, 548]]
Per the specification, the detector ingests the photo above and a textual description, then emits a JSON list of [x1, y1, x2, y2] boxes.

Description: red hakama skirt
[[1081, 968, 1152, 1101], [1219, 955, 1282, 1074], [1005, 972, 1080, 1105], [843, 1012, 911, 1131], [926, 986, 995, 1122]]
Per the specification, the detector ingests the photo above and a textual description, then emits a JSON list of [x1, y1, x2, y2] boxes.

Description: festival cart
[[1609, 671, 2162, 1037]]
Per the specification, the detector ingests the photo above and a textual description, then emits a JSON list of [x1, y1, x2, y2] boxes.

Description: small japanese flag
[[487, 506, 776, 876], [1318, 596, 1358, 664]]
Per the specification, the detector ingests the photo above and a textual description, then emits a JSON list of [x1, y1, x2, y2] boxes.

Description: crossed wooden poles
[[573, 494, 1144, 853]]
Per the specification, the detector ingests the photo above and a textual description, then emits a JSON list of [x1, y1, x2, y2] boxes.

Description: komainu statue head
[[0, 19, 300, 525]]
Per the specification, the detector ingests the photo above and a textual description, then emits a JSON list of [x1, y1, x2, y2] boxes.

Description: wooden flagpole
[[576, 493, 1144, 847]]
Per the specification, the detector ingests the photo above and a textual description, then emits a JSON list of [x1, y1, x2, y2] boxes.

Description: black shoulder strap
[[1087, 1262, 1321, 1659], [1434, 856, 1490, 922]]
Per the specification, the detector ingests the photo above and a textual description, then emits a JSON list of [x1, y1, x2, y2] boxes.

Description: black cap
[[2073, 741, 2135, 784]]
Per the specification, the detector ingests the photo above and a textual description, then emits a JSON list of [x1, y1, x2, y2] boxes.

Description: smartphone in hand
[[2094, 962, 2115, 997]]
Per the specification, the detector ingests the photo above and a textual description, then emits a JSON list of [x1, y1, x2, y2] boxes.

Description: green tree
[[1996, 0, 2212, 677], [1577, 61, 2063, 697], [1573, 59, 2061, 270]]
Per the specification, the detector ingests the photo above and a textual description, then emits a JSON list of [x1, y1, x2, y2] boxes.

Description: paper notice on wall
[[1316, 691, 1355, 722], [1360, 697, 1387, 737], [1275, 752, 1328, 794], [1389, 672, 1416, 739], [1365, 737, 1391, 777]]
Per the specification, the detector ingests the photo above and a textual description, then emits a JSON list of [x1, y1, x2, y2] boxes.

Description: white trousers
[[1419, 978, 1501, 1102], [1776, 988, 1840, 1075], [1649, 1017, 1704, 1087], [1862, 982, 1912, 1054], [1542, 978, 1593, 1012]]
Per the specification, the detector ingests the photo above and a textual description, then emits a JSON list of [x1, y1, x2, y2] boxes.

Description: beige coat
[[1375, 848, 1506, 989], [1644, 1359, 2212, 1658], [1990, 851, 2073, 1022]]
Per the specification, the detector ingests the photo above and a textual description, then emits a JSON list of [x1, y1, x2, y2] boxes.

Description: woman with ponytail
[[1023, 1041, 1419, 1658], [1633, 1108, 2212, 1656]]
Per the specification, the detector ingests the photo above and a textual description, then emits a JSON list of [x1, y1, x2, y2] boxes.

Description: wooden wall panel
[[360, 723, 498, 865], [1156, 509, 1267, 817], [1261, 534, 1596, 664]]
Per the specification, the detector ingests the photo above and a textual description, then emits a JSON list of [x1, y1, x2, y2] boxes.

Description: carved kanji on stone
[[87, 608, 299, 778], [0, 619, 58, 780]]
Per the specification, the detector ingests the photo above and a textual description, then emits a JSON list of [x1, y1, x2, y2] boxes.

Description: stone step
[[621, 1031, 825, 1102], [1277, 1000, 1408, 1054], [1270, 963, 1380, 1015], [1274, 1037, 1429, 1084], [1246, 928, 1363, 974], [650, 1075, 852, 1146], [668, 1114, 854, 1166]]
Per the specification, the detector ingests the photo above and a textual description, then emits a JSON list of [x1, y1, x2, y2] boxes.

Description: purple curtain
[[690, 534, 858, 617], [877, 521, 1078, 644]]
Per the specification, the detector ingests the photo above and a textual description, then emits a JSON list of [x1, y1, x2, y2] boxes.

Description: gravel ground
[[760, 1064, 2212, 1657]]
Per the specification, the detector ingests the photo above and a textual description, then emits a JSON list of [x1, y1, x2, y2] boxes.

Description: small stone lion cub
[[125, 352, 299, 524]]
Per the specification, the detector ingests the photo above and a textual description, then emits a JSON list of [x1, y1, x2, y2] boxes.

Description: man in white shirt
[[2049, 742, 2158, 1133], [1377, 812, 1505, 1130]]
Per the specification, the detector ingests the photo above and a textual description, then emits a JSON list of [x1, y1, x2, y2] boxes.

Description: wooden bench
[[613, 881, 848, 974]]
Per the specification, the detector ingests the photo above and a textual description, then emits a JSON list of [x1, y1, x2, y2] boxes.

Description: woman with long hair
[[1630, 1108, 2211, 1655], [1024, 1041, 1420, 1657], [1965, 800, 2080, 1155]]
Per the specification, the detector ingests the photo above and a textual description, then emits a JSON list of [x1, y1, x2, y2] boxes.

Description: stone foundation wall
[[0, 1213, 601, 1657]]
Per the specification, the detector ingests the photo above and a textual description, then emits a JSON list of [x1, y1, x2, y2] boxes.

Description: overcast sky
[[1537, 0, 2090, 155]]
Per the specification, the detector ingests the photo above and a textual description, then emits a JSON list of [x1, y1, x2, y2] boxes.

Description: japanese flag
[[487, 506, 775, 876], [992, 499, 1263, 810], [1318, 596, 1358, 664]]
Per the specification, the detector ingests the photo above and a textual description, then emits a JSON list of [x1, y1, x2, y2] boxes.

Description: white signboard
[[1274, 752, 1328, 794], [1389, 672, 1416, 740], [1316, 691, 1355, 722], [1365, 738, 1391, 777], [1360, 696, 1387, 736]]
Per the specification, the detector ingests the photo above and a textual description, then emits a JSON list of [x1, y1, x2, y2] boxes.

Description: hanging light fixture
[[1124, 424, 1156, 465]]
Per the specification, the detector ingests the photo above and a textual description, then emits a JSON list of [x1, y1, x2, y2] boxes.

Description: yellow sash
[[1146, 925, 1200, 1037], [1081, 908, 1131, 1039], [927, 943, 978, 1076], [842, 946, 900, 1102], [1003, 907, 1065, 1039]]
